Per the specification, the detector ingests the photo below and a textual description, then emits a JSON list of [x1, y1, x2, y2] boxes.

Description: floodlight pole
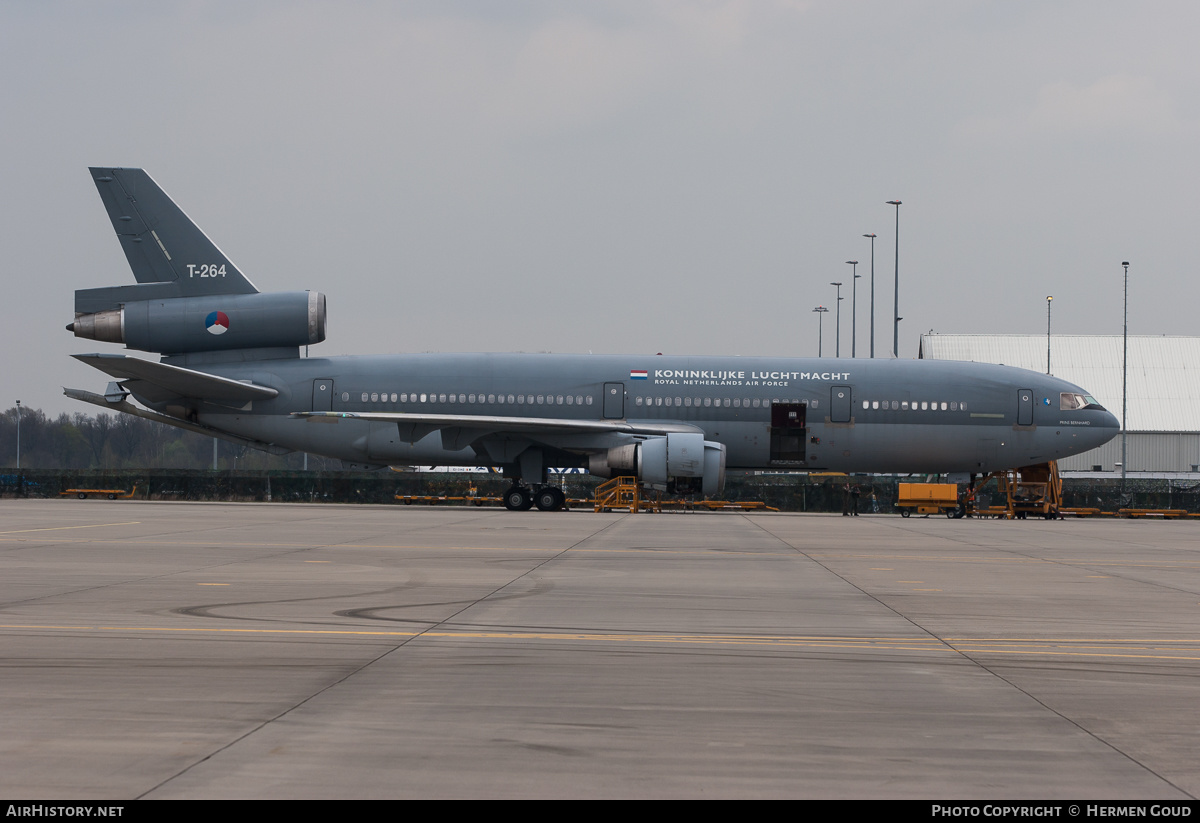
[[812, 306, 829, 357], [830, 282, 843, 357], [1122, 261, 1129, 490], [847, 261, 860, 358], [863, 234, 876, 357], [1046, 296, 1053, 374], [887, 201, 902, 357]]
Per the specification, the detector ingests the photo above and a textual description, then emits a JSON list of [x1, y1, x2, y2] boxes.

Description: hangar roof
[[918, 334, 1200, 432]]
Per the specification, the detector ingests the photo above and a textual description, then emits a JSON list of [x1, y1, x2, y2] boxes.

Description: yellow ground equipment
[[896, 483, 960, 517], [61, 486, 138, 500]]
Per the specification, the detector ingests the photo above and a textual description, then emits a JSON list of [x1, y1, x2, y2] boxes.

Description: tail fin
[[89, 167, 258, 297]]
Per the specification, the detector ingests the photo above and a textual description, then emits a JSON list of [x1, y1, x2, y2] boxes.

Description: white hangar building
[[918, 334, 1200, 473]]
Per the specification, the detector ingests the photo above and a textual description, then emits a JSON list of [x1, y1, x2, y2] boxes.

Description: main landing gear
[[504, 485, 566, 512]]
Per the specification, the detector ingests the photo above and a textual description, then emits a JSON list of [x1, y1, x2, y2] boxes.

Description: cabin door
[[312, 379, 335, 411], [603, 383, 625, 419], [830, 385, 853, 423], [1017, 389, 1034, 426]]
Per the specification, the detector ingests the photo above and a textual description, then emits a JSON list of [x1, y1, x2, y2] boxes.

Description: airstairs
[[593, 476, 660, 513]]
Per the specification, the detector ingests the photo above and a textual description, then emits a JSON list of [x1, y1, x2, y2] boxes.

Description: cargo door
[[769, 402, 807, 464]]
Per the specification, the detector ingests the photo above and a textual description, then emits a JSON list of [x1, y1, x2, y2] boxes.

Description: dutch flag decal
[[205, 310, 230, 335], [630, 369, 648, 380]]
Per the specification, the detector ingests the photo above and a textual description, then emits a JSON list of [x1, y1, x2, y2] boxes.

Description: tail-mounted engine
[[70, 290, 326, 355]]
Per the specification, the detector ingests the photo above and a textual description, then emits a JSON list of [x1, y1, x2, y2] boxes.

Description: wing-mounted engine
[[587, 433, 726, 497]]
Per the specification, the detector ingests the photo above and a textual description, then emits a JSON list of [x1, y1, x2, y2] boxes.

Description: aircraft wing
[[73, 353, 279, 404], [292, 410, 703, 440]]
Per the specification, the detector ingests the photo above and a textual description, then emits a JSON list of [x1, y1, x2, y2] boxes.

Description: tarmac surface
[[1, 499, 1198, 799]]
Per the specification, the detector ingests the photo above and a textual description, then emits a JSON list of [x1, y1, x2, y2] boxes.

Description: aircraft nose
[[1082, 409, 1121, 450]]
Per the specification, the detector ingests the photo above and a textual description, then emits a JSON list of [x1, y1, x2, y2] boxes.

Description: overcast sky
[[4, 1, 1197, 415]]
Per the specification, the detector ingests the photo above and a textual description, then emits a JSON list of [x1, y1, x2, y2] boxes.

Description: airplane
[[65, 167, 1120, 511]]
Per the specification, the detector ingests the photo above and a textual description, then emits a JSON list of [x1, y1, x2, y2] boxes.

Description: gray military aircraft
[[66, 167, 1119, 510]]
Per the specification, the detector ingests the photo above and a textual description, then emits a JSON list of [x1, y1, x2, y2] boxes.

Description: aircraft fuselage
[[161, 352, 1119, 474]]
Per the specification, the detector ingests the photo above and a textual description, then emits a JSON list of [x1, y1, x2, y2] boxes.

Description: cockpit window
[[1060, 392, 1106, 411]]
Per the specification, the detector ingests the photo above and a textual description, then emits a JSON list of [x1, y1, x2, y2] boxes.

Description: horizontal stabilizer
[[64, 388, 291, 455], [89, 167, 257, 296], [73, 353, 278, 404]]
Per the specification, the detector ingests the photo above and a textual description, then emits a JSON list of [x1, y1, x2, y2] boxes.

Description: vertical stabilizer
[[89, 167, 258, 296]]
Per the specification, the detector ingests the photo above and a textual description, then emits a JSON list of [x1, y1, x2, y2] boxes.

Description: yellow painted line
[[0, 623, 1198, 661], [0, 536, 778, 557], [945, 647, 1200, 662], [0, 521, 141, 534], [809, 552, 1200, 568]]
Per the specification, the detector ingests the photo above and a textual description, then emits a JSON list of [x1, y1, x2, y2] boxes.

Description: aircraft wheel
[[504, 487, 533, 511], [899, 509, 910, 518], [78, 492, 87, 499], [534, 487, 565, 512]]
